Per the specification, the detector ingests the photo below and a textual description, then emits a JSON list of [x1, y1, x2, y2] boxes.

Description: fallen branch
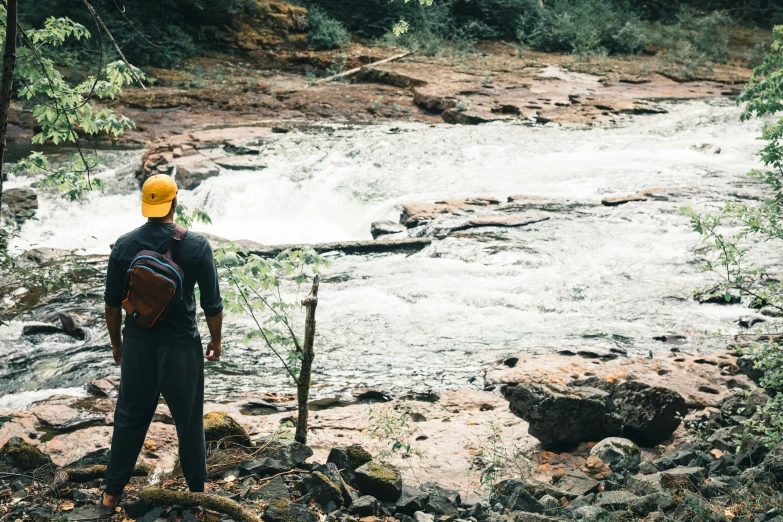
[[311, 50, 415, 85], [138, 487, 262, 522], [48, 464, 151, 491], [63, 464, 151, 483]]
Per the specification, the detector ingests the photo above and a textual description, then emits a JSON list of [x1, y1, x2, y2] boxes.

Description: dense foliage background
[[15, 0, 783, 68]]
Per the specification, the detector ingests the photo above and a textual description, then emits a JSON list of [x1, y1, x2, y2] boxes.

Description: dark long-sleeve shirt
[[104, 222, 223, 342]]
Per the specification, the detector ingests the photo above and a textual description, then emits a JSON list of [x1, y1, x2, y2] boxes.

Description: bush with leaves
[[517, 0, 646, 56], [1, 7, 142, 201], [0, 4, 141, 319], [367, 402, 422, 463], [214, 245, 327, 382], [682, 25, 783, 449], [644, 8, 732, 68], [308, 6, 351, 50]]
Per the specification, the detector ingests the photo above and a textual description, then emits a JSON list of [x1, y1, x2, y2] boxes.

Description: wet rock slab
[[487, 350, 752, 408]]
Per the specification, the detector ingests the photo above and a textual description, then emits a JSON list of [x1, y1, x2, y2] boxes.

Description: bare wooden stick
[[295, 275, 319, 444], [312, 50, 415, 85]]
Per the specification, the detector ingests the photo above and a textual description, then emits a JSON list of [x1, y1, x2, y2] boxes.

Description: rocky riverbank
[[2, 346, 781, 521], [6, 37, 754, 148]]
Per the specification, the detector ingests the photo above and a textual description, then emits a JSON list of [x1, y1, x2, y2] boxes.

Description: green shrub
[[644, 8, 732, 64], [377, 1, 454, 56], [517, 0, 646, 56], [308, 0, 533, 42], [308, 5, 352, 50], [18, 0, 205, 67], [682, 26, 783, 450]]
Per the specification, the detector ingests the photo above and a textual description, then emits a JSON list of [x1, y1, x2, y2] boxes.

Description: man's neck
[[147, 217, 174, 224]]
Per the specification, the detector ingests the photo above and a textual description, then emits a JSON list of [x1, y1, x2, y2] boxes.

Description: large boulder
[[355, 461, 403, 501], [613, 381, 686, 446], [504, 383, 621, 448], [590, 437, 641, 474], [203, 412, 251, 446], [0, 437, 52, 472]]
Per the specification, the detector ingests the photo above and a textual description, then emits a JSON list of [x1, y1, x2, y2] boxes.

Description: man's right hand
[[206, 340, 221, 362], [112, 342, 123, 365]]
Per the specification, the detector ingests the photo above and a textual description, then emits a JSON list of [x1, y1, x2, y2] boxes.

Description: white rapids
[[1, 98, 776, 406]]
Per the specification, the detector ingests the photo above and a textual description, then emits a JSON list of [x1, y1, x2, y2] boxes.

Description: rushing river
[[0, 98, 774, 409]]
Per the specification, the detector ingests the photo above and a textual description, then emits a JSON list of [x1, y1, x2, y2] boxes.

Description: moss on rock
[[345, 444, 372, 469], [204, 412, 251, 446], [303, 471, 344, 507], [0, 437, 51, 472], [354, 461, 402, 501]]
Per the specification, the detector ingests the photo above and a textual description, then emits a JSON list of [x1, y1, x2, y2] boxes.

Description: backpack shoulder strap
[[164, 224, 187, 259]]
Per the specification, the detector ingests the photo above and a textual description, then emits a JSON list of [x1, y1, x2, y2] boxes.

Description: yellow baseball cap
[[141, 174, 178, 218]]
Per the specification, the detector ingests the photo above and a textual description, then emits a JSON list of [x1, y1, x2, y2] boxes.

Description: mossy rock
[[354, 461, 402, 501], [302, 471, 344, 508], [345, 444, 372, 469], [0, 437, 52, 472], [204, 412, 251, 447]]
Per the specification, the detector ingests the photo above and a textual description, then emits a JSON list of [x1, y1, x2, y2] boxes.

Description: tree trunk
[[295, 275, 319, 444], [0, 0, 18, 220]]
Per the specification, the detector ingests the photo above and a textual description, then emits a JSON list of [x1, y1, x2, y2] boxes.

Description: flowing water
[[0, 99, 774, 409]]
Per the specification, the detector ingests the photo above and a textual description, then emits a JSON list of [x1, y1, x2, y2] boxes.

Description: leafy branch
[[214, 244, 328, 385]]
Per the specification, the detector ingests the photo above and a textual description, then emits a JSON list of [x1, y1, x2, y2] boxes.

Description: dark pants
[[105, 337, 206, 495]]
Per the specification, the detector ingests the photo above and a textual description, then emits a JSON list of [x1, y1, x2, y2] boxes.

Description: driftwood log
[[237, 237, 432, 258], [295, 276, 319, 444], [312, 50, 415, 85], [138, 487, 262, 522]]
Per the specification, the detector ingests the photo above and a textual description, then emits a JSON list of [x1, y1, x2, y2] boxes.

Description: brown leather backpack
[[122, 225, 187, 328]]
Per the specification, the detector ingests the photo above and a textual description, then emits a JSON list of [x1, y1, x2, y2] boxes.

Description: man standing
[[102, 174, 223, 508]]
